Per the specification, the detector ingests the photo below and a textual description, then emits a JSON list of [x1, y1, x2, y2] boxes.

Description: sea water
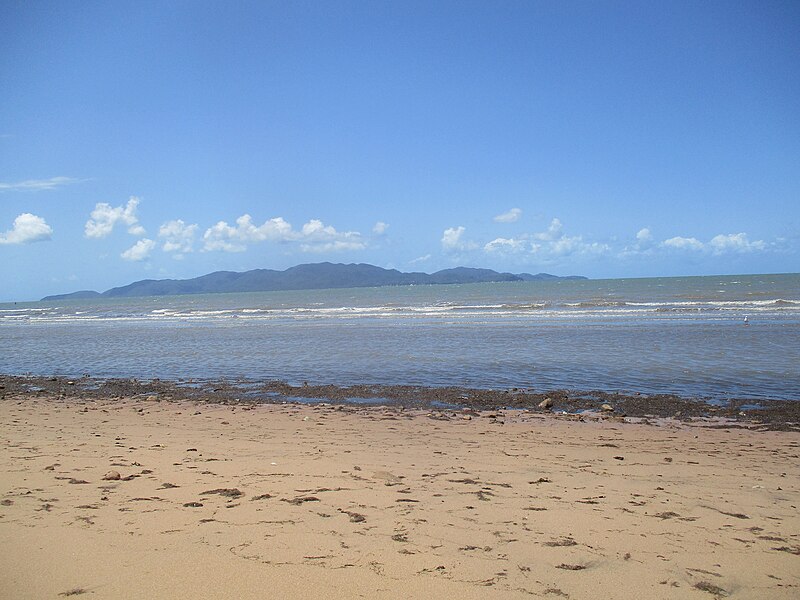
[[1, 273, 798, 400]]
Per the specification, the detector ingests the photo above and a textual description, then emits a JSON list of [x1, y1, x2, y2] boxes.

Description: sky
[[1, 0, 799, 301]]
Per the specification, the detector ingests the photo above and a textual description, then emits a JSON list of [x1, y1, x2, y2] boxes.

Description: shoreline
[[2, 374, 799, 431], [1, 388, 798, 598]]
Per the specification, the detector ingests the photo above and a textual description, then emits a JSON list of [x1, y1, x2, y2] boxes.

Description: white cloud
[[662, 236, 704, 251], [202, 215, 365, 253], [619, 227, 656, 257], [0, 213, 53, 245], [121, 238, 156, 261], [533, 218, 564, 241], [441, 226, 479, 252], [372, 221, 389, 234], [410, 254, 431, 264], [493, 208, 522, 223], [709, 233, 766, 254], [484, 237, 526, 253], [85, 196, 145, 238], [202, 225, 244, 252], [202, 215, 293, 251], [159, 219, 198, 255], [0, 176, 83, 192], [662, 233, 766, 254], [298, 219, 365, 252], [636, 228, 653, 243], [301, 219, 342, 240], [621, 229, 770, 258], [441, 226, 465, 250], [482, 218, 609, 259], [538, 234, 609, 257], [300, 240, 366, 253]]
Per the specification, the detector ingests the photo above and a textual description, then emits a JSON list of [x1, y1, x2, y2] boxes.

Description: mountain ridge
[[41, 262, 587, 301]]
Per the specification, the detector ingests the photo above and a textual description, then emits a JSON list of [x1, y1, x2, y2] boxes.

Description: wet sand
[[1, 389, 798, 599]]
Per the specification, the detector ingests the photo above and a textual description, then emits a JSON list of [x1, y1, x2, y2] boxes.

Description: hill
[[38, 290, 102, 301]]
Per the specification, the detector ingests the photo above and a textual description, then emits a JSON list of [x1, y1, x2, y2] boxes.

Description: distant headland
[[41, 262, 587, 301]]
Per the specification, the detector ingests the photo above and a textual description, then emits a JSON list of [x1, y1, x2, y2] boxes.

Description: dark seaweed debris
[[1, 374, 798, 431]]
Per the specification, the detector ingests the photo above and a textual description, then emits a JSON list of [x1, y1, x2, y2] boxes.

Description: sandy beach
[[1, 390, 798, 599]]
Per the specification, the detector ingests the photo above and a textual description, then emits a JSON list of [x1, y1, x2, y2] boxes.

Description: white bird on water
[[744, 315, 749, 325]]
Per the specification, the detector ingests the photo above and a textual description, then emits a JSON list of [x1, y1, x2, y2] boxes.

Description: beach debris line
[[555, 563, 586, 570], [693, 581, 730, 597], [543, 538, 577, 548], [2, 374, 798, 430], [201, 488, 243, 499], [282, 495, 320, 505]]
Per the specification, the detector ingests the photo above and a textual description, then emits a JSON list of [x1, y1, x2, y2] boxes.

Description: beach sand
[[1, 392, 798, 599]]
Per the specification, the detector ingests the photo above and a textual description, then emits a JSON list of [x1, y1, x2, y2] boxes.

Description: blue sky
[[1, 1, 798, 301]]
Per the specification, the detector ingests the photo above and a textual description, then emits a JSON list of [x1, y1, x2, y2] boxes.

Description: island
[[41, 262, 586, 300]]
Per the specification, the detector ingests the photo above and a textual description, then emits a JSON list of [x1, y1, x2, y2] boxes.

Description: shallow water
[[1, 273, 798, 400]]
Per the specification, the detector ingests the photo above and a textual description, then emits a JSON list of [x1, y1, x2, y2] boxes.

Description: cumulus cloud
[[441, 226, 464, 249], [0, 213, 53, 244], [300, 240, 366, 253], [549, 235, 608, 256], [533, 218, 564, 241], [619, 227, 656, 257], [662, 233, 766, 254], [0, 176, 83, 192], [202, 215, 365, 253], [484, 237, 526, 253], [636, 228, 653, 243], [85, 196, 145, 238], [493, 208, 522, 223], [301, 219, 339, 240], [621, 229, 770, 258], [300, 220, 365, 252], [372, 221, 389, 234], [159, 219, 198, 255], [479, 218, 609, 259], [441, 226, 478, 252], [202, 215, 293, 252], [662, 236, 705, 251], [121, 238, 156, 261], [709, 233, 766, 254]]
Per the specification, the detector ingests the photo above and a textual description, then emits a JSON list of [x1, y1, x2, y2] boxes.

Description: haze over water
[[1, 274, 798, 401]]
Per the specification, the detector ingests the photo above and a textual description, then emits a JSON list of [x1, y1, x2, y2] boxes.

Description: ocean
[[1, 273, 798, 401]]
